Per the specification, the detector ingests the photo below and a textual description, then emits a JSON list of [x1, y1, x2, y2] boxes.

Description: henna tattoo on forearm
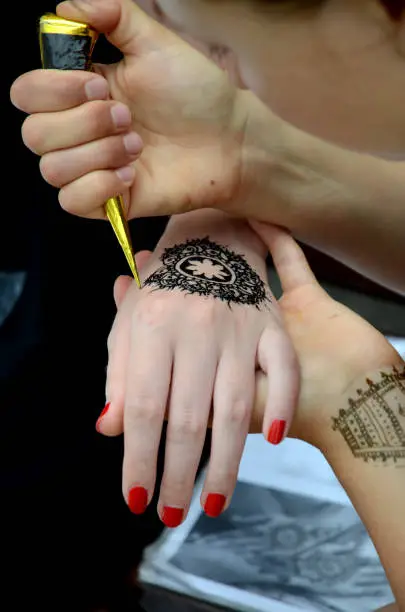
[[332, 365, 405, 466], [144, 237, 270, 308]]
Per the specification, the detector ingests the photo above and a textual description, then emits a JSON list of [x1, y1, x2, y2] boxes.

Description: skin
[[153, 0, 405, 153]]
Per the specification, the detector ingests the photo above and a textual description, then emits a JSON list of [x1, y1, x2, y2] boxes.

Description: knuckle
[[54, 72, 83, 99], [168, 413, 206, 441], [100, 137, 128, 168], [192, 299, 217, 326], [234, 309, 249, 332], [134, 294, 171, 328], [82, 100, 112, 137], [125, 396, 163, 427], [227, 398, 251, 427]]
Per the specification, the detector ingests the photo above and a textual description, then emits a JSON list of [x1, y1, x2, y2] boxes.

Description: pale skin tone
[[119, 226, 404, 611], [102, 209, 299, 526], [10, 0, 405, 292]]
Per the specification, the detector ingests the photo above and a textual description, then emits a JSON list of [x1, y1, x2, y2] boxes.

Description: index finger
[[10, 69, 109, 113]]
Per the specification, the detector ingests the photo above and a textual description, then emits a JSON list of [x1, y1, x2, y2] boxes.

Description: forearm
[[312, 364, 405, 609], [242, 90, 405, 294], [253, 360, 405, 605]]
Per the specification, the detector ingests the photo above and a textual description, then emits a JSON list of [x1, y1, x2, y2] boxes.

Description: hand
[[249, 222, 402, 447], [116, 230, 400, 447], [99, 224, 299, 526], [10, 0, 253, 220]]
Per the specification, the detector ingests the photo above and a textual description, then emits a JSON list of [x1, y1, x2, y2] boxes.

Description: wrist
[[236, 89, 298, 225], [238, 89, 384, 234], [164, 209, 268, 261]]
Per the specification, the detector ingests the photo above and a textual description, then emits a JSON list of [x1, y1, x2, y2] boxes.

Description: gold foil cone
[[39, 12, 96, 36], [39, 13, 98, 67], [39, 13, 141, 287], [105, 196, 141, 287]]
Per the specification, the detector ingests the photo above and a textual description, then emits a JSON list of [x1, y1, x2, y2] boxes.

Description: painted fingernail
[[123, 132, 143, 156], [267, 419, 287, 445], [128, 486, 148, 515], [116, 165, 135, 185], [204, 494, 226, 518], [162, 507, 184, 528], [85, 77, 109, 100], [111, 103, 132, 128], [95, 402, 110, 433]]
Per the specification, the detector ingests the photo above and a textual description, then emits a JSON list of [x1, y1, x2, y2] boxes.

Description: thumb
[[249, 220, 320, 293], [56, 0, 174, 56]]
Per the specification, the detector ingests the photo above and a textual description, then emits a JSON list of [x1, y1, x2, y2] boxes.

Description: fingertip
[[96, 401, 111, 434], [10, 80, 23, 111], [116, 164, 136, 186], [84, 76, 110, 101], [128, 486, 149, 515], [123, 132, 143, 155], [258, 328, 300, 444], [159, 505, 185, 528], [56, 0, 122, 39], [9, 72, 36, 112], [95, 401, 124, 436], [202, 493, 227, 518], [265, 418, 288, 445]]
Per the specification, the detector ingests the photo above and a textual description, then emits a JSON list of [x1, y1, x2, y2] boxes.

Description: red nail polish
[[162, 507, 184, 528], [267, 419, 287, 445], [128, 487, 148, 515], [96, 402, 110, 432], [204, 494, 226, 518]]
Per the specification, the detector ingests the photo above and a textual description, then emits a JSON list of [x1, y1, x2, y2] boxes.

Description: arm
[[317, 366, 405, 609], [252, 342, 405, 610], [247, 224, 405, 608], [241, 91, 405, 294]]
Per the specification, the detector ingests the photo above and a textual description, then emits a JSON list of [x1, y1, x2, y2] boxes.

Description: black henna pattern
[[144, 237, 270, 308], [332, 366, 405, 465]]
